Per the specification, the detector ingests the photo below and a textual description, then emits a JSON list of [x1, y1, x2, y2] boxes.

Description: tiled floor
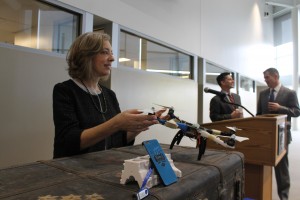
[[272, 131, 300, 200]]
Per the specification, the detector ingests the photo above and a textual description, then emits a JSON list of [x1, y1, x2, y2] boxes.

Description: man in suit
[[257, 68, 300, 200], [209, 72, 243, 122]]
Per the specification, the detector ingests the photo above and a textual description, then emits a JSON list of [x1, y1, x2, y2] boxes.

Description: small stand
[[120, 154, 181, 188]]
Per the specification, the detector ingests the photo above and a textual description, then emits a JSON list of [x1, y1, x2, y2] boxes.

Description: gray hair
[[263, 68, 280, 78]]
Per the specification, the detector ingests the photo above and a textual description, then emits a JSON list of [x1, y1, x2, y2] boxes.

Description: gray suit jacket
[[209, 93, 241, 122], [257, 85, 300, 142]]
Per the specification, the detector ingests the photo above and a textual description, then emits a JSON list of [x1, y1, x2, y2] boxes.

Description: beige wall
[[0, 45, 68, 168], [59, 0, 273, 83], [0, 45, 198, 168]]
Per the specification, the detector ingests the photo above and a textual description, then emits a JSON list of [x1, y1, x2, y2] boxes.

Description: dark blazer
[[53, 80, 129, 158], [257, 85, 300, 142], [209, 93, 241, 122]]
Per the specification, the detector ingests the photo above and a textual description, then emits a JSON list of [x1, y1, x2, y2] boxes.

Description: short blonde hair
[[66, 32, 111, 80]]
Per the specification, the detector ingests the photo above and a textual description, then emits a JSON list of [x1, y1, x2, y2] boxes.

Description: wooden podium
[[201, 114, 287, 200]]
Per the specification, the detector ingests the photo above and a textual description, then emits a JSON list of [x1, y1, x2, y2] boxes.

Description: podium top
[[204, 114, 287, 125], [256, 114, 287, 119], [202, 114, 287, 166]]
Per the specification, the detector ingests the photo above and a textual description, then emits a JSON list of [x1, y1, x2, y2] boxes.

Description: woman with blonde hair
[[53, 32, 162, 158]]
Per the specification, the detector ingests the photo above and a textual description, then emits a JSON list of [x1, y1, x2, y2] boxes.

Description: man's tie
[[228, 94, 236, 109], [269, 89, 275, 102], [228, 94, 235, 103]]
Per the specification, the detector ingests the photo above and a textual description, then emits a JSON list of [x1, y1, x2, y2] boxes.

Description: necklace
[[80, 79, 107, 114]]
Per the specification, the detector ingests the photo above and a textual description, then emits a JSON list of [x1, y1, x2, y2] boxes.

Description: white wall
[[111, 67, 198, 147], [0, 44, 69, 168], [59, 0, 274, 82], [201, 0, 274, 82], [59, 0, 202, 57]]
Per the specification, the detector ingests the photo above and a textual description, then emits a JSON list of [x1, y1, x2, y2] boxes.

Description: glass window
[[274, 13, 293, 87], [119, 31, 193, 79], [240, 75, 255, 92], [0, 0, 80, 54], [205, 62, 235, 86], [274, 42, 293, 86]]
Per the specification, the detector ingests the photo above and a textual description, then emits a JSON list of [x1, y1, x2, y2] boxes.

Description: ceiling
[[265, 0, 299, 18]]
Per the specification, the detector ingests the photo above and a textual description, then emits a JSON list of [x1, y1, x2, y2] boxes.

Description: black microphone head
[[204, 87, 209, 93]]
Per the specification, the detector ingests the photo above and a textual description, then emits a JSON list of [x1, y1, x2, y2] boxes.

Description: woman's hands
[[114, 108, 169, 132], [80, 108, 169, 149], [114, 109, 159, 132], [155, 108, 168, 120], [122, 108, 168, 143]]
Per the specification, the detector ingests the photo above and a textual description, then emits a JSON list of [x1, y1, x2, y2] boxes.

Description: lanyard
[[136, 167, 153, 200], [140, 167, 153, 191]]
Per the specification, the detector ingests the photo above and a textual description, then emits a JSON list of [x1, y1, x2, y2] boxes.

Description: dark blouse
[[53, 79, 130, 158]]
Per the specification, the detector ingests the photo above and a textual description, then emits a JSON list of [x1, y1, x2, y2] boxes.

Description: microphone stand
[[221, 97, 255, 117]]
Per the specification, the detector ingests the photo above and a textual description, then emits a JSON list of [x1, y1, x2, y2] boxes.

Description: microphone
[[204, 87, 254, 117], [204, 87, 226, 98]]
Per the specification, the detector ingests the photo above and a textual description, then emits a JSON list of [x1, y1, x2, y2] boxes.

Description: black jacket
[[53, 79, 129, 158], [209, 93, 241, 122]]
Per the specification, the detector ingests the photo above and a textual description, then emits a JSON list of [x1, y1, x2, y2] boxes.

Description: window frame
[[117, 27, 194, 80]]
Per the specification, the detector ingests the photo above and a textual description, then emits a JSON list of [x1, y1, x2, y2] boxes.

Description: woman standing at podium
[[257, 68, 300, 200]]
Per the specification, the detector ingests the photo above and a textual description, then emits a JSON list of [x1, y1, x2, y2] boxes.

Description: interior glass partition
[[240, 75, 255, 93], [274, 12, 293, 87], [205, 62, 235, 87], [0, 0, 80, 53], [119, 30, 193, 79]]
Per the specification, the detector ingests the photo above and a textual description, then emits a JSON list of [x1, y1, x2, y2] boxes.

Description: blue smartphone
[[142, 139, 177, 186]]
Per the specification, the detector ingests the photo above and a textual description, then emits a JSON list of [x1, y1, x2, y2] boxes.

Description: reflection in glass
[[0, 0, 79, 53], [240, 76, 255, 92], [205, 62, 234, 85], [119, 31, 192, 79]]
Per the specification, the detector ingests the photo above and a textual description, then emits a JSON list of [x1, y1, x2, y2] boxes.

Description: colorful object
[[143, 139, 178, 186], [146, 105, 249, 160]]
